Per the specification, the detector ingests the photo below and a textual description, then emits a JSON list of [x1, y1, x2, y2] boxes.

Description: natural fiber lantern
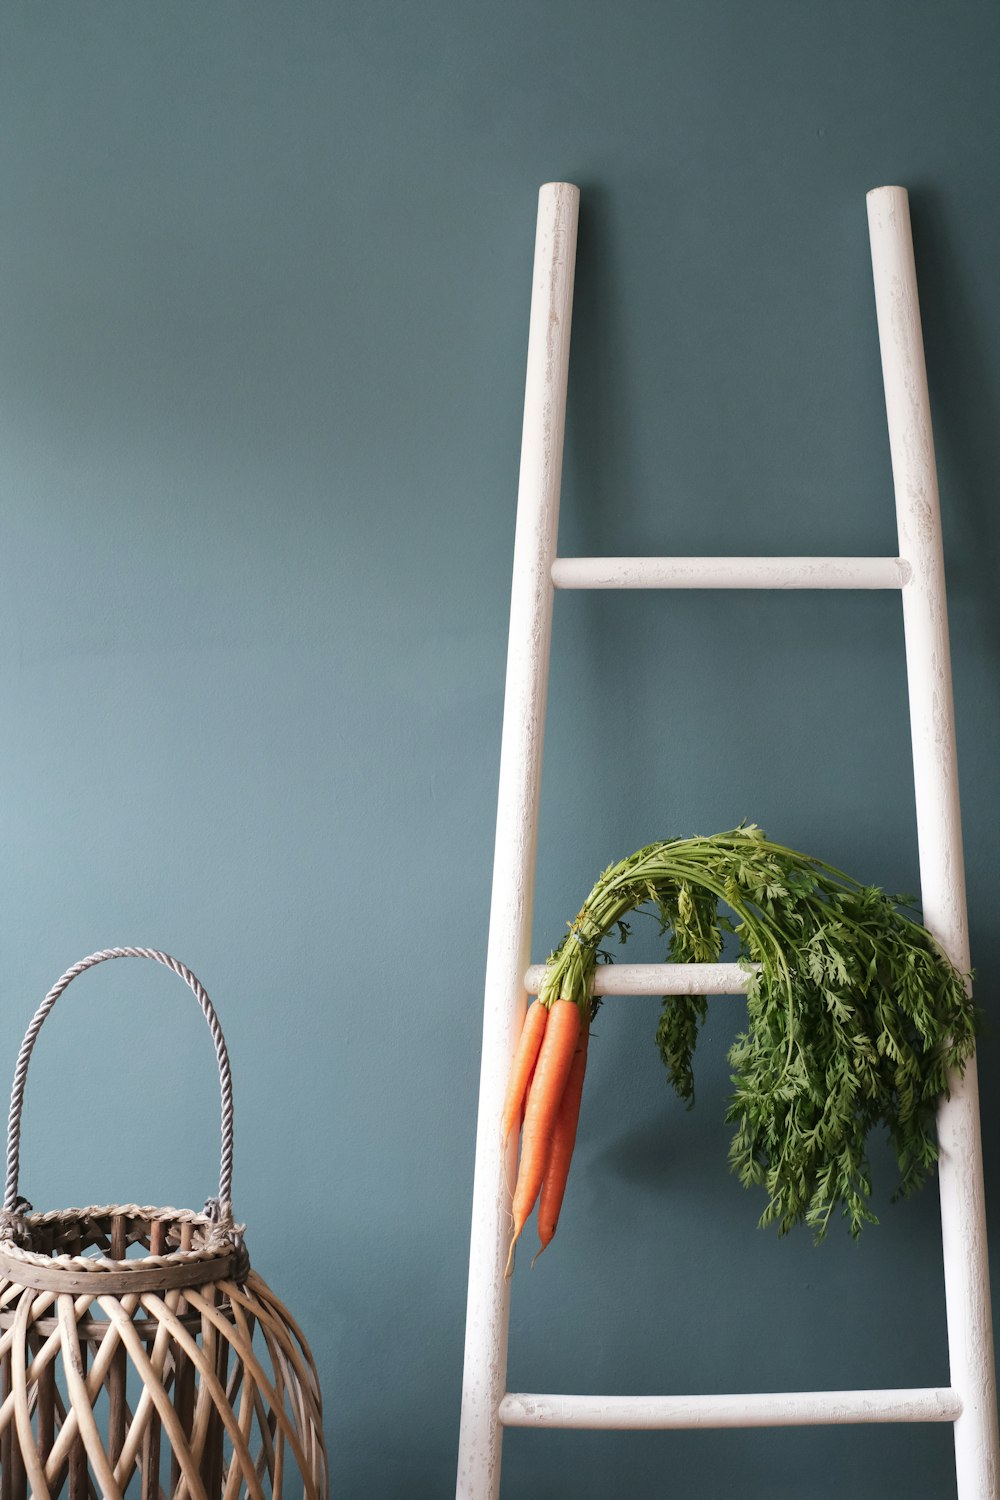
[[0, 947, 326, 1500]]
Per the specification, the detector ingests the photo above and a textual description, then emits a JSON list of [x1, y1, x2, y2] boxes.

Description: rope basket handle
[[3, 948, 234, 1216]]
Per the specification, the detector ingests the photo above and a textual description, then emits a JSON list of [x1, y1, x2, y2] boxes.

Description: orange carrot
[[500, 1001, 549, 1147], [533, 1022, 589, 1263], [516, 1061, 536, 1146], [504, 998, 581, 1276]]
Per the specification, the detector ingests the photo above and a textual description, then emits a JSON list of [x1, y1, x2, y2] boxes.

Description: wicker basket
[[0, 948, 327, 1500]]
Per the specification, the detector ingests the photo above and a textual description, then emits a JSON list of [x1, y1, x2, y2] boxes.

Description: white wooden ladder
[[456, 181, 999, 1500]]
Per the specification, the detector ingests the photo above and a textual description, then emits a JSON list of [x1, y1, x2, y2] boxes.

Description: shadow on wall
[[912, 187, 1000, 683], [563, 181, 642, 555]]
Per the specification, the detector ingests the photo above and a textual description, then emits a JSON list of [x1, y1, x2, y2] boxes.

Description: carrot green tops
[[536, 825, 978, 1241]]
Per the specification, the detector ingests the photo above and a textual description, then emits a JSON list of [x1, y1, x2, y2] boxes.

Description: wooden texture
[[551, 555, 908, 589], [456, 178, 580, 1500], [867, 182, 1000, 1499], [457, 181, 1000, 1499], [523, 961, 757, 996], [0, 1208, 326, 1499], [500, 1387, 963, 1429], [0, 1251, 246, 1297]]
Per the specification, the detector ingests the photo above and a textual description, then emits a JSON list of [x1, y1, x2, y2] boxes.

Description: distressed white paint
[[458, 184, 998, 1499], [499, 1386, 962, 1430], [455, 182, 579, 1500], [868, 183, 1000, 1500], [523, 961, 756, 995], [552, 555, 908, 590]]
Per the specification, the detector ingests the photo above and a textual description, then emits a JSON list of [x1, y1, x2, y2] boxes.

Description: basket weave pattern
[[0, 950, 327, 1499]]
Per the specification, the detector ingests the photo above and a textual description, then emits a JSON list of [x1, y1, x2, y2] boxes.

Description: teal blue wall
[[2, 4, 1000, 1496]]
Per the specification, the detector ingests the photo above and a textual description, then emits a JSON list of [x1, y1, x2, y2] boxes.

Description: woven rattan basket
[[0, 948, 326, 1500]]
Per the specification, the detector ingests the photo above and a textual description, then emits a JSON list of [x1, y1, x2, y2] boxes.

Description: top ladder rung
[[552, 556, 910, 590]]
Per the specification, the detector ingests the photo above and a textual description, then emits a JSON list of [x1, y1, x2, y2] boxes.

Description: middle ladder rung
[[552, 556, 910, 590], [524, 962, 756, 995], [499, 1387, 962, 1430]]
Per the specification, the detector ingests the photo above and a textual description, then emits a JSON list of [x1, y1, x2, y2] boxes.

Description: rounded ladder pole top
[[866, 183, 907, 199]]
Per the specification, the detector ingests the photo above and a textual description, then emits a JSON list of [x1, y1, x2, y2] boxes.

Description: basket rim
[[0, 1201, 248, 1293]]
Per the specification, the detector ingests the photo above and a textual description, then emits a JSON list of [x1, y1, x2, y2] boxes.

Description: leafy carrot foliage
[[537, 826, 979, 1240]]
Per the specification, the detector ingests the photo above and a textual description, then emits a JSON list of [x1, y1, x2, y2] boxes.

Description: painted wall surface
[[1, 4, 1000, 1496]]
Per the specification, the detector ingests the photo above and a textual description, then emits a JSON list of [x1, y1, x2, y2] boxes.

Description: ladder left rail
[[456, 181, 580, 1500]]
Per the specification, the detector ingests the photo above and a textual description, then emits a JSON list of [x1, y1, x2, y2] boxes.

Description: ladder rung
[[551, 556, 910, 590], [524, 962, 756, 996], [499, 1386, 962, 1430]]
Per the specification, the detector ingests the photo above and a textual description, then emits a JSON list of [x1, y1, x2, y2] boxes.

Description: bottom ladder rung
[[499, 1387, 961, 1430]]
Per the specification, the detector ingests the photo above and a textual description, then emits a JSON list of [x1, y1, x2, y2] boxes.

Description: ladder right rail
[[868, 182, 998, 1499]]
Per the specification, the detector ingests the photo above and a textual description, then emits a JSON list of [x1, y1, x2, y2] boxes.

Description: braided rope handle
[[3, 948, 234, 1215]]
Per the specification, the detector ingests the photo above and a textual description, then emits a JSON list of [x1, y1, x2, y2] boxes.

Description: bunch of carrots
[[499, 826, 981, 1259], [501, 992, 593, 1274]]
